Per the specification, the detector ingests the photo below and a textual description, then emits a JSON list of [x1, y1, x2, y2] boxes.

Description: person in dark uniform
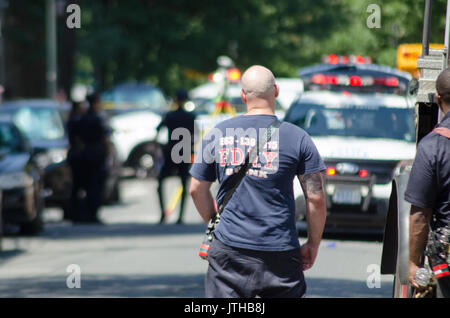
[[66, 100, 87, 222], [406, 68, 450, 297], [156, 89, 196, 224], [77, 93, 112, 223]]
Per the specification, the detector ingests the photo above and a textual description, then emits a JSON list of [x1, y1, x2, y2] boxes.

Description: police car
[[285, 56, 416, 231], [101, 83, 170, 178]]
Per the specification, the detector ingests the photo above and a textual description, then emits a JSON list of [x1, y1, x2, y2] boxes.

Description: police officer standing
[[156, 89, 196, 224], [76, 93, 112, 224], [66, 100, 87, 222], [406, 68, 450, 297]]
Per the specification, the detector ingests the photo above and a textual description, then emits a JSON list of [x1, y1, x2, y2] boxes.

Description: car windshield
[[0, 123, 25, 153], [101, 85, 168, 111], [0, 107, 66, 142], [285, 103, 416, 142]]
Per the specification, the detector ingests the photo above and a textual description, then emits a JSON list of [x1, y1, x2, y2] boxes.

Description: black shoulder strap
[[217, 118, 281, 214]]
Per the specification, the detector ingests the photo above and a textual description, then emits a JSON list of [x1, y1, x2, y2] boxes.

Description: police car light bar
[[323, 54, 372, 65], [311, 73, 400, 87], [299, 62, 412, 95]]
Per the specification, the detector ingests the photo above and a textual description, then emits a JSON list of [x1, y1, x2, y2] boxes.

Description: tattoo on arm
[[299, 172, 324, 198]]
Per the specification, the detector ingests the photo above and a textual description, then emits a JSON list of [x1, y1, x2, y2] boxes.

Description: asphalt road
[[0, 177, 393, 298]]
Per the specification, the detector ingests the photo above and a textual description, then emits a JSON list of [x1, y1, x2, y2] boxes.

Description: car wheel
[[0, 194, 3, 251], [136, 153, 156, 178], [134, 144, 163, 179]]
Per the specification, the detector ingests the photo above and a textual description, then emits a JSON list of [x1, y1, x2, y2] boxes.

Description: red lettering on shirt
[[219, 148, 229, 167], [231, 147, 244, 165], [263, 151, 278, 169]]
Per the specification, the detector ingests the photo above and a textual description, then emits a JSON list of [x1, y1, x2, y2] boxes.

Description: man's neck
[[245, 104, 275, 116], [245, 109, 274, 116], [443, 105, 450, 116]]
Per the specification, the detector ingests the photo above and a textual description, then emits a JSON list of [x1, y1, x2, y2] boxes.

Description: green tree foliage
[[3, 0, 450, 98], [75, 0, 347, 95]]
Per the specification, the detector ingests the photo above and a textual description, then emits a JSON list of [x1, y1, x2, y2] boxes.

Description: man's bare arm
[[298, 172, 327, 247], [189, 177, 217, 224], [409, 205, 432, 287], [297, 172, 327, 270]]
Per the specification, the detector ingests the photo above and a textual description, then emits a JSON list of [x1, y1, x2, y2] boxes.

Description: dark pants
[[205, 237, 306, 298], [83, 161, 106, 221], [157, 152, 190, 223], [68, 159, 84, 221], [69, 147, 107, 223]]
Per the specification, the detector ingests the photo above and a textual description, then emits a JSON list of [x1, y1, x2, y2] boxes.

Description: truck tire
[[0, 191, 3, 251]]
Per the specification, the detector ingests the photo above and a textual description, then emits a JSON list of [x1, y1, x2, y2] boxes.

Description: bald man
[[406, 68, 450, 297], [189, 65, 327, 298]]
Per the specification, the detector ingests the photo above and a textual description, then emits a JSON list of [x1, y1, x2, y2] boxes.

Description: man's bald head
[[241, 65, 276, 98], [436, 68, 450, 105]]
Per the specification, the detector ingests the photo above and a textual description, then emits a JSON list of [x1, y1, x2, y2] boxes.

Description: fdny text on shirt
[[219, 136, 279, 178]]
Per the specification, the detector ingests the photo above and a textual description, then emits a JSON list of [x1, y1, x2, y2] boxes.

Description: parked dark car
[[0, 119, 44, 235], [0, 100, 121, 219]]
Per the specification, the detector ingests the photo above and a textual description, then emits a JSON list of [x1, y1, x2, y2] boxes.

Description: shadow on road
[[0, 249, 26, 263], [0, 273, 205, 298], [298, 222, 384, 242], [4, 222, 206, 241], [0, 273, 392, 298], [305, 277, 393, 298]]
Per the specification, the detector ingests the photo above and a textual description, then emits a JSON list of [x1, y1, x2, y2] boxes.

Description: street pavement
[[0, 177, 393, 298]]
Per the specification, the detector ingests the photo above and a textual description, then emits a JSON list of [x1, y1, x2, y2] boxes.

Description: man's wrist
[[306, 238, 321, 248]]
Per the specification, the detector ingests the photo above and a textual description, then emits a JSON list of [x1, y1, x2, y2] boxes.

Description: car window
[[0, 123, 25, 153], [10, 107, 66, 142], [102, 86, 168, 111], [285, 102, 416, 142]]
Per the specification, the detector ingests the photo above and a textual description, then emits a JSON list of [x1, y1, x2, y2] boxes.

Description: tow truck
[[284, 56, 415, 233], [380, 0, 450, 298]]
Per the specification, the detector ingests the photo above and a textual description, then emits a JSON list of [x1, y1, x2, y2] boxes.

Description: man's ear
[[241, 89, 247, 104], [274, 84, 280, 98], [435, 92, 442, 107]]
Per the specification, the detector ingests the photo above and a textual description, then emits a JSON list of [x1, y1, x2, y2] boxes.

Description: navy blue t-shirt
[[190, 114, 326, 251], [405, 112, 450, 230]]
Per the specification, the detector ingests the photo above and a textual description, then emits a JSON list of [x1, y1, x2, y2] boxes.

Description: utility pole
[[0, 0, 8, 93], [46, 0, 57, 99]]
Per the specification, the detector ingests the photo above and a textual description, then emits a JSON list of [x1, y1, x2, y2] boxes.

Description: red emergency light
[[328, 54, 340, 65], [310, 73, 400, 88], [324, 54, 372, 65], [226, 68, 241, 82], [385, 77, 399, 87], [359, 169, 369, 178], [326, 167, 337, 176], [312, 74, 339, 85], [208, 68, 242, 83], [349, 75, 363, 86]]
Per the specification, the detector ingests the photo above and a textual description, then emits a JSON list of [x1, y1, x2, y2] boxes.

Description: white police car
[[287, 58, 416, 231], [286, 91, 416, 231], [101, 83, 170, 178]]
